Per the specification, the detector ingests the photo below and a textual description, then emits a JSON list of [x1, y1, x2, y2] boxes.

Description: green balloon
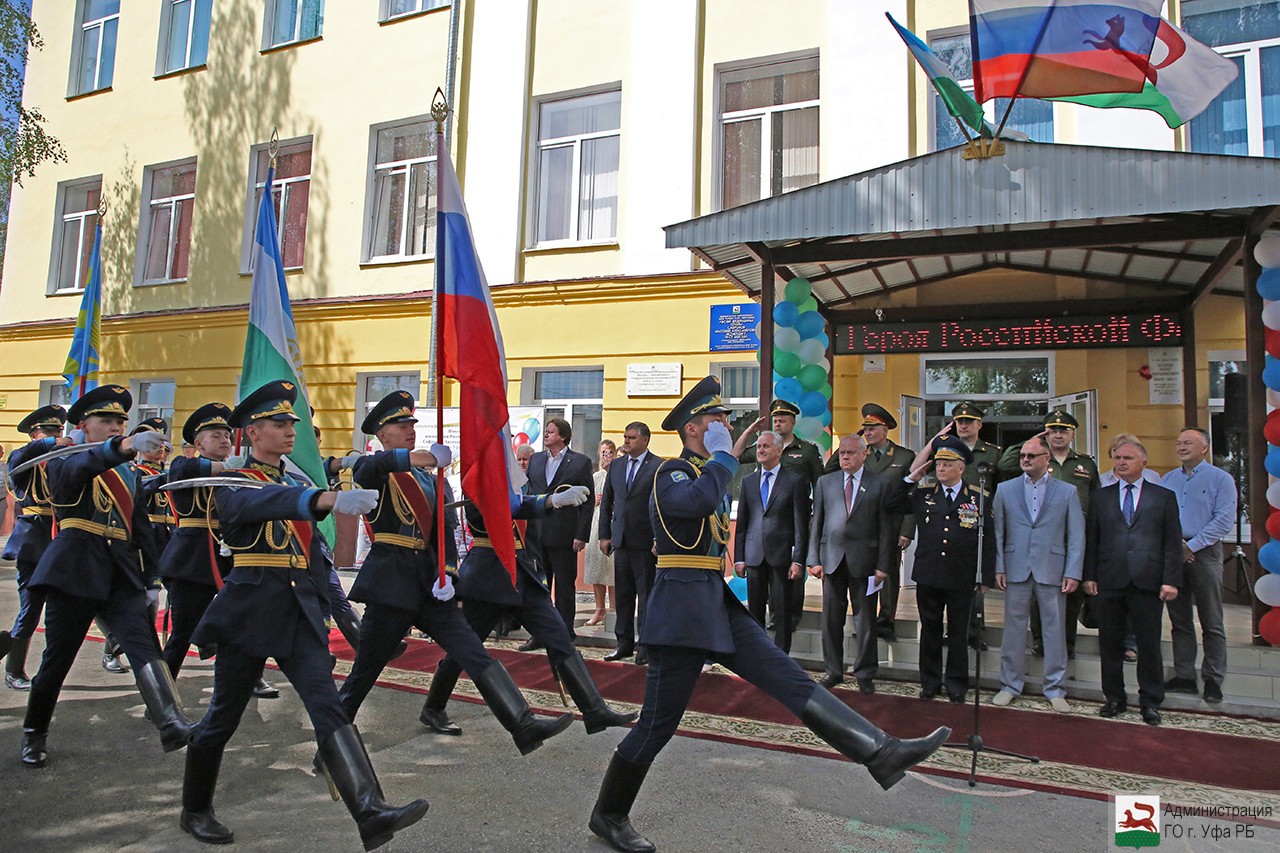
[[785, 277, 812, 305], [773, 350, 801, 378], [797, 295, 818, 314], [817, 382, 833, 400], [817, 431, 832, 452], [797, 363, 827, 392]]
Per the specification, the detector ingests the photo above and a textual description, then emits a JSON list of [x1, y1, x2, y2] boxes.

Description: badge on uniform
[[1073, 465, 1090, 478], [669, 471, 689, 482], [957, 503, 978, 529]]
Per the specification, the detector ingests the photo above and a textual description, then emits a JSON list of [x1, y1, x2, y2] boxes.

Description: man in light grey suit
[[991, 434, 1085, 712]]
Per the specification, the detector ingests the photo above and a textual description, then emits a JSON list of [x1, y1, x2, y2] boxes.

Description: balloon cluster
[[512, 415, 541, 450], [1253, 237, 1280, 645], [763, 277, 832, 453]]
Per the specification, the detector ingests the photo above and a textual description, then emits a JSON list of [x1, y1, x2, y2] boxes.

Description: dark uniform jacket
[[456, 493, 554, 607], [135, 461, 171, 587], [526, 447, 594, 547], [961, 439, 1004, 488], [195, 458, 331, 659], [2, 437, 59, 565], [865, 439, 917, 540], [997, 445, 1101, 513], [31, 437, 156, 601], [349, 448, 458, 611], [158, 455, 231, 587], [642, 448, 740, 654], [885, 478, 995, 590]]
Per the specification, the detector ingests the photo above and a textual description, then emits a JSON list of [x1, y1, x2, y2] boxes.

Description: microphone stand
[[942, 461, 1038, 786]]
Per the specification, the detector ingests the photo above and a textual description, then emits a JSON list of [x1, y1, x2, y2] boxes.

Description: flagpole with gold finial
[[431, 89, 451, 592]]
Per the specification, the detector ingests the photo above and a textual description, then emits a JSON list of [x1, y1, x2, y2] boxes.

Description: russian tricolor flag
[[971, 0, 1162, 101], [436, 146, 526, 582]]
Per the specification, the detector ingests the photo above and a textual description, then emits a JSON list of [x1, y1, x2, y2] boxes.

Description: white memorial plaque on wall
[[1148, 348, 1183, 406], [863, 355, 886, 374], [627, 363, 683, 396]]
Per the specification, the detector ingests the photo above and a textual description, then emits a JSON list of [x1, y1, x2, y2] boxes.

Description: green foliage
[[1, 1, 66, 186]]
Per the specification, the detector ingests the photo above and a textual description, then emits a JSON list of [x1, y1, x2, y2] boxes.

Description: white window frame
[[39, 380, 73, 409], [363, 118, 436, 263], [137, 158, 198, 286], [70, 0, 120, 96], [380, 0, 450, 21], [354, 371, 421, 448], [157, 0, 212, 75], [129, 378, 177, 434], [241, 136, 312, 273], [521, 367, 605, 454], [47, 176, 103, 296], [714, 52, 820, 211], [263, 0, 323, 50], [528, 87, 622, 249]]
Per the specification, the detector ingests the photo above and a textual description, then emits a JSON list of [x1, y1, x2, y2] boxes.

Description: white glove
[[68, 429, 87, 446], [131, 431, 165, 454], [339, 451, 363, 470], [703, 421, 734, 456], [222, 454, 248, 470], [550, 485, 591, 508], [432, 574, 456, 602], [429, 443, 452, 469], [333, 488, 379, 515], [147, 589, 160, 607]]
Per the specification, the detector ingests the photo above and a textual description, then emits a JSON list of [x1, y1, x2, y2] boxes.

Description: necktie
[[761, 470, 772, 506], [627, 456, 639, 488], [1123, 483, 1135, 525], [874, 448, 882, 462], [946, 487, 956, 504], [845, 475, 854, 515]]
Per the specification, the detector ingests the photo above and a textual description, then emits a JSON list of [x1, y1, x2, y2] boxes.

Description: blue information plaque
[[709, 304, 761, 352]]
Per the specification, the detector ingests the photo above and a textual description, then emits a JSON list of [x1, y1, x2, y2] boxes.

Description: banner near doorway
[[1252, 237, 1280, 645], [769, 277, 831, 454]]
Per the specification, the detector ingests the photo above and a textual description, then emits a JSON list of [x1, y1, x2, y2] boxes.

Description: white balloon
[[1269, 388, 1280, 410], [794, 416, 824, 441], [796, 339, 826, 365], [1265, 300, 1280, 331], [774, 327, 802, 352], [1256, 236, 1280, 269], [1268, 480, 1280, 509], [1256, 573, 1280, 607], [819, 356, 831, 373]]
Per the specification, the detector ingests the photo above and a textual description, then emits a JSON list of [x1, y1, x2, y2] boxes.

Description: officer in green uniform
[[859, 403, 916, 641], [950, 402, 1001, 651], [996, 409, 1100, 657]]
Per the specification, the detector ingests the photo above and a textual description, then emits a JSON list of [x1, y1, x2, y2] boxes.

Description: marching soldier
[[132, 418, 173, 628], [859, 403, 916, 641], [21, 385, 195, 768], [338, 391, 576, 756], [181, 381, 427, 849], [2, 404, 67, 690], [588, 377, 949, 853]]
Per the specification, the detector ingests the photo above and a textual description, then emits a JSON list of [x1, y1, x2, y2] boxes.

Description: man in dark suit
[[859, 402, 916, 641], [526, 416, 595, 639], [807, 434, 896, 693], [598, 420, 662, 663], [734, 430, 810, 652], [1083, 434, 1183, 727]]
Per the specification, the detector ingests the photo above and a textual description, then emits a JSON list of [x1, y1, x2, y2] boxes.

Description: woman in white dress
[[583, 439, 616, 626]]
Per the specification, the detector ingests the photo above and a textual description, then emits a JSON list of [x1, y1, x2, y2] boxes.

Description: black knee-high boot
[[419, 668, 462, 735], [180, 743, 234, 844], [135, 659, 196, 752], [556, 652, 636, 733], [20, 681, 57, 768], [589, 751, 656, 852], [5, 636, 33, 690], [474, 662, 573, 755], [319, 724, 430, 851]]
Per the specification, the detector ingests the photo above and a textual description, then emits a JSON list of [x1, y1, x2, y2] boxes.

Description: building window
[[39, 380, 73, 409], [50, 178, 102, 294], [132, 380, 177, 433], [73, 0, 120, 95], [381, 0, 449, 20], [718, 55, 819, 210], [714, 363, 763, 501], [366, 120, 436, 262], [247, 139, 311, 271], [526, 368, 604, 458], [921, 353, 1052, 449], [532, 90, 621, 246], [356, 372, 420, 446], [140, 160, 197, 285], [928, 32, 1054, 150], [1184, 1, 1280, 157], [265, 0, 323, 49], [159, 0, 212, 74]]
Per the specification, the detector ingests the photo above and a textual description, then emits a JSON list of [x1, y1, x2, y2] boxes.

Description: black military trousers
[[191, 629, 348, 750], [24, 580, 163, 731], [10, 557, 48, 639], [339, 597, 495, 722], [616, 603, 816, 765], [915, 584, 974, 695], [612, 547, 656, 654], [161, 579, 218, 676], [436, 580, 576, 687]]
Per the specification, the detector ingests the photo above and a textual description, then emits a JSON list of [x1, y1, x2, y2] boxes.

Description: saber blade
[[6, 441, 107, 477]]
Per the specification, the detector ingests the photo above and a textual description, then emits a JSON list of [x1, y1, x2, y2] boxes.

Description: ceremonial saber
[[6, 441, 106, 477], [159, 477, 275, 491]]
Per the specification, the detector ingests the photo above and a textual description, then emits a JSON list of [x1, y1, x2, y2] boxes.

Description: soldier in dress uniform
[[950, 401, 1002, 651], [886, 435, 995, 703], [2, 404, 68, 690], [996, 409, 1100, 658], [587, 377, 950, 853], [181, 381, 427, 850], [336, 391, 579, 757], [20, 385, 195, 769], [132, 418, 173, 626], [859, 403, 916, 641]]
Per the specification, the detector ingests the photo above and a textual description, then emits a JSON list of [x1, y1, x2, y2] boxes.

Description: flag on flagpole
[[242, 164, 333, 543], [436, 146, 525, 582], [62, 222, 103, 401], [971, 0, 1164, 101], [1053, 19, 1239, 129], [887, 13, 994, 138]]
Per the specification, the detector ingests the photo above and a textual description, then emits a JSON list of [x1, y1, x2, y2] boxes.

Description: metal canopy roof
[[664, 141, 1280, 311]]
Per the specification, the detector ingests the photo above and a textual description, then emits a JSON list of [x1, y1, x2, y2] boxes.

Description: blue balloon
[[772, 371, 784, 386], [1266, 355, 1280, 392], [1268, 447, 1280, 478], [1260, 268, 1280, 301], [726, 574, 749, 603], [1260, 540, 1280, 574], [775, 377, 803, 403], [773, 301, 799, 327], [798, 390, 827, 418], [817, 408, 832, 427], [814, 330, 830, 349], [794, 311, 825, 340]]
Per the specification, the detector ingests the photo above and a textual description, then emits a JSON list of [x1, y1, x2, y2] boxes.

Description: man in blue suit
[[990, 433, 1085, 713]]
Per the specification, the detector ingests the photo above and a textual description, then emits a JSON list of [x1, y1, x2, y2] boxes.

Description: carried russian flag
[[971, 0, 1163, 101], [436, 146, 525, 583], [62, 222, 103, 400]]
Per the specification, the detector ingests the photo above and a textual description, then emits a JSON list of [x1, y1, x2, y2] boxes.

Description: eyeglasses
[[1019, 452, 1048, 459]]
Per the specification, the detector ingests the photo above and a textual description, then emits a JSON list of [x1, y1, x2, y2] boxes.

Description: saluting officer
[[21, 385, 194, 769], [337, 391, 578, 757], [950, 401, 1002, 651], [2, 404, 67, 690], [588, 377, 950, 853], [859, 402, 917, 641], [181, 381, 427, 850]]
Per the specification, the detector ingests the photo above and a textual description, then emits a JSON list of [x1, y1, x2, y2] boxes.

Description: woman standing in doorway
[[584, 439, 617, 626]]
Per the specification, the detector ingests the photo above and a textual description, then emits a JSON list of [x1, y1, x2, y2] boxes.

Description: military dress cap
[[182, 402, 233, 445], [17, 404, 67, 434], [67, 384, 132, 424], [770, 399, 800, 419], [931, 433, 973, 465], [362, 390, 418, 435], [662, 375, 732, 432], [130, 417, 169, 436], [950, 401, 986, 421], [1044, 409, 1078, 429], [230, 380, 301, 429], [861, 402, 898, 430]]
